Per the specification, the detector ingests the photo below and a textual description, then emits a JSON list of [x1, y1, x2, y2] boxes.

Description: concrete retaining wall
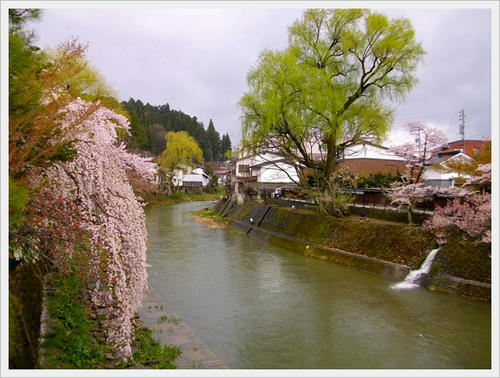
[[216, 199, 490, 302]]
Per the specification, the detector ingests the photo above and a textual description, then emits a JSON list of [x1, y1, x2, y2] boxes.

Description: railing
[[264, 189, 447, 215]]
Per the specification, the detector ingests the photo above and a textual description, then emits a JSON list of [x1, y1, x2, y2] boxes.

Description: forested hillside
[[122, 98, 231, 161]]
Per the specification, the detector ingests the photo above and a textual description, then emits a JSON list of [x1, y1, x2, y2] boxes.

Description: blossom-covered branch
[[32, 98, 155, 358]]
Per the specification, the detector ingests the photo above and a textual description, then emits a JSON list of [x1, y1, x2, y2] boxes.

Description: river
[[145, 201, 491, 369]]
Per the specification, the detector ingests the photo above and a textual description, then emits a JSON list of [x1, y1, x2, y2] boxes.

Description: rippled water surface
[[146, 201, 491, 369]]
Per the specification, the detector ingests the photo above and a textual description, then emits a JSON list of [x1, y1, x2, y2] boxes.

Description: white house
[[172, 168, 187, 187], [183, 172, 209, 187], [337, 142, 407, 176], [236, 150, 300, 185], [235, 141, 409, 185], [422, 150, 473, 187], [341, 142, 405, 161], [192, 167, 205, 176], [214, 168, 230, 184]]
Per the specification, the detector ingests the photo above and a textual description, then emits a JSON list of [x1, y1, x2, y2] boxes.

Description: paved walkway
[[137, 289, 229, 369]]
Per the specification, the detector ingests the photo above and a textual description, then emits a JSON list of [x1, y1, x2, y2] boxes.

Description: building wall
[[338, 159, 406, 176], [440, 140, 488, 157], [257, 162, 299, 184]]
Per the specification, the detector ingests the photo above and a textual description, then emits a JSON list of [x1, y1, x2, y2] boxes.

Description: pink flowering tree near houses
[[425, 163, 491, 247], [389, 121, 448, 184], [387, 121, 448, 223], [388, 121, 491, 247], [31, 98, 154, 358]]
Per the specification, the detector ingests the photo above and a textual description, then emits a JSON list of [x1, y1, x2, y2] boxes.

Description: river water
[[145, 201, 491, 369]]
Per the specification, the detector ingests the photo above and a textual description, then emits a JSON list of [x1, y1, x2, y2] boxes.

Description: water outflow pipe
[[391, 248, 440, 290]]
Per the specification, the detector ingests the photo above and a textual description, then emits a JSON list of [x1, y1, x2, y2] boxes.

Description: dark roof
[[443, 139, 484, 145], [428, 149, 463, 164]]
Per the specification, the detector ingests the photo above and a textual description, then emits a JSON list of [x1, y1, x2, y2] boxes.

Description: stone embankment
[[138, 290, 229, 369], [215, 198, 490, 302]]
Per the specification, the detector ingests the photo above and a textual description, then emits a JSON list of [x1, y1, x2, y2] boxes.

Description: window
[[238, 164, 249, 174]]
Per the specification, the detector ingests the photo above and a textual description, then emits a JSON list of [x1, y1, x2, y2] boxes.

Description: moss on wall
[[349, 206, 430, 225], [431, 275, 490, 302], [257, 206, 435, 268], [266, 235, 409, 280], [437, 227, 491, 283]]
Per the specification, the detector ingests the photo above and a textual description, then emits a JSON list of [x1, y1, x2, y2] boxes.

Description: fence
[[350, 189, 449, 213]]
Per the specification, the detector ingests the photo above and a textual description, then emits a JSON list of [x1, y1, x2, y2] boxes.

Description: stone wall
[[219, 199, 434, 280]]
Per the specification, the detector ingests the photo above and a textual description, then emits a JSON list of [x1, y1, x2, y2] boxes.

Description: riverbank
[[144, 191, 224, 209], [37, 272, 181, 369], [138, 290, 229, 369], [213, 198, 491, 302]]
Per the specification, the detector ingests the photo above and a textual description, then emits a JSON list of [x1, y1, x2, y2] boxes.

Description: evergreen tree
[[127, 109, 147, 150], [121, 98, 226, 160], [220, 133, 232, 160], [206, 119, 221, 161]]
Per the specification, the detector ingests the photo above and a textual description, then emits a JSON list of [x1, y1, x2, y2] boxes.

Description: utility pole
[[458, 108, 466, 153]]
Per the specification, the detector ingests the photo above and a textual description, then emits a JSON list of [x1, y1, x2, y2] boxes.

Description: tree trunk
[[322, 137, 337, 191], [407, 205, 414, 224]]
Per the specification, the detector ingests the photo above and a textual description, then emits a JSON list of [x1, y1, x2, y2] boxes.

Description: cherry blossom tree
[[464, 163, 491, 191], [425, 163, 491, 246], [31, 98, 154, 358], [390, 121, 448, 184], [426, 193, 491, 245], [387, 121, 448, 223], [387, 183, 467, 224]]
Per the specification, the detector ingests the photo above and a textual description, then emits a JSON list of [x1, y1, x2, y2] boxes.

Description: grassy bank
[[39, 271, 180, 369], [223, 200, 435, 268], [144, 190, 225, 209], [187, 208, 231, 230]]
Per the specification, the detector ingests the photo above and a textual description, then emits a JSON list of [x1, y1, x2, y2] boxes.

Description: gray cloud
[[29, 6, 493, 147], [382, 8, 491, 144]]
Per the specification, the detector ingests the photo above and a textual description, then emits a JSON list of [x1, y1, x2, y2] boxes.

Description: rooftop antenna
[[458, 108, 466, 153]]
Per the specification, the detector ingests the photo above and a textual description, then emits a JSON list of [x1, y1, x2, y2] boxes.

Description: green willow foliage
[[240, 9, 425, 191], [157, 131, 203, 171]]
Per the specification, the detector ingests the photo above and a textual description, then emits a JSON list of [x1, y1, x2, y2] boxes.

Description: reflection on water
[[146, 201, 491, 369]]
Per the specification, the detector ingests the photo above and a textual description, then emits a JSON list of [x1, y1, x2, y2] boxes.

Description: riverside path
[[138, 289, 229, 369]]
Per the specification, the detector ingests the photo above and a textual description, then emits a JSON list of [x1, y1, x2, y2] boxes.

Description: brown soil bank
[[214, 199, 490, 302]]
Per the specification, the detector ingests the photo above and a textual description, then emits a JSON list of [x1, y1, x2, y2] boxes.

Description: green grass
[[41, 273, 109, 369], [145, 189, 225, 208], [196, 208, 225, 220], [41, 271, 180, 369], [119, 323, 180, 369], [157, 315, 168, 324], [156, 315, 181, 326]]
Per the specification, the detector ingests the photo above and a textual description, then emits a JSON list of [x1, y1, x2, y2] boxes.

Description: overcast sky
[[26, 3, 494, 148]]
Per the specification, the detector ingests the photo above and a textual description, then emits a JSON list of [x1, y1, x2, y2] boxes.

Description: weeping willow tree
[[240, 9, 425, 204], [156, 131, 203, 195]]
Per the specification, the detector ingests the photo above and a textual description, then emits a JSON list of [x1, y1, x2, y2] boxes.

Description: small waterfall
[[391, 248, 440, 290]]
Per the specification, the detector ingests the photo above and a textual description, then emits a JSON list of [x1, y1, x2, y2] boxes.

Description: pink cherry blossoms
[[426, 193, 491, 245], [389, 121, 447, 183], [464, 163, 491, 188], [425, 162, 491, 246], [33, 98, 155, 358]]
